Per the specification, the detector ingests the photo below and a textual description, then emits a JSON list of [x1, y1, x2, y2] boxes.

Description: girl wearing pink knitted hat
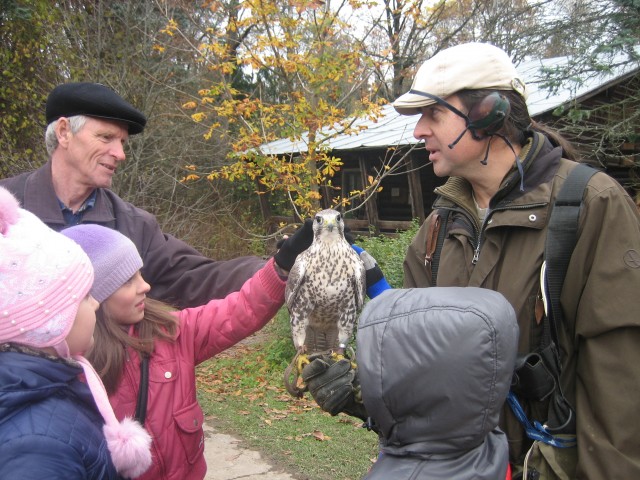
[[61, 221, 310, 480], [0, 187, 152, 479]]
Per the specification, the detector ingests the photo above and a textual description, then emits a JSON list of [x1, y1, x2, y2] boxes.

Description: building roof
[[259, 50, 639, 156]]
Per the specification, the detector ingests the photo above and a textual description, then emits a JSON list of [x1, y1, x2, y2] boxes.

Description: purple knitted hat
[[0, 187, 93, 357], [61, 224, 143, 302]]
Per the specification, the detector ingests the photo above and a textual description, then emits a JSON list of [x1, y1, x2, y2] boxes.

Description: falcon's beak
[[326, 218, 336, 231]]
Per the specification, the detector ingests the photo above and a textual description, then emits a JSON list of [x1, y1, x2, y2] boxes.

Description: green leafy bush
[[355, 220, 421, 288], [262, 309, 297, 369]]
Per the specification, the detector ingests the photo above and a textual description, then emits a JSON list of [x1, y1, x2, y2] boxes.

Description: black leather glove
[[301, 354, 368, 421], [358, 248, 385, 287], [274, 219, 314, 271]]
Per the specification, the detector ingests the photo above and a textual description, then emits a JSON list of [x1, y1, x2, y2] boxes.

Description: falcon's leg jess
[[332, 313, 357, 367]]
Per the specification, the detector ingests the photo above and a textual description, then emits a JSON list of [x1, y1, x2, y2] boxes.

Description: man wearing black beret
[[0, 82, 267, 308]]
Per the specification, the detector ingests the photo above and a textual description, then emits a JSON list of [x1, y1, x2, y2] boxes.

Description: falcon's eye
[[315, 216, 322, 224], [336, 214, 341, 222]]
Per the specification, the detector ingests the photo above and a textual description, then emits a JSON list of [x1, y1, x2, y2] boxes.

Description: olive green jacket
[[404, 132, 640, 479]]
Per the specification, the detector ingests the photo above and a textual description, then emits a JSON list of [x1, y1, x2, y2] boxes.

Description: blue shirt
[[58, 190, 97, 226]]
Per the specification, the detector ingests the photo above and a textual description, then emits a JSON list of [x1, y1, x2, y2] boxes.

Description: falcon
[[284, 209, 366, 397]]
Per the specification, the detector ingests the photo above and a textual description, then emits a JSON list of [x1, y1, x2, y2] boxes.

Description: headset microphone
[[409, 88, 525, 190], [408, 89, 513, 165], [439, 92, 511, 152], [448, 128, 468, 150], [467, 92, 510, 134]]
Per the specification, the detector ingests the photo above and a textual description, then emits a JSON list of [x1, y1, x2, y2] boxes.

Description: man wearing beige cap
[[0, 82, 266, 308], [300, 43, 640, 480], [396, 43, 640, 479]]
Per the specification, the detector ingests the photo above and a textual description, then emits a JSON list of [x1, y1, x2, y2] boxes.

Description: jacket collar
[[22, 161, 117, 229], [433, 132, 563, 211]]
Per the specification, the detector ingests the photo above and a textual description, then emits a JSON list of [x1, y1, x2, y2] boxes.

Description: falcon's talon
[[284, 353, 308, 398], [296, 353, 311, 373]]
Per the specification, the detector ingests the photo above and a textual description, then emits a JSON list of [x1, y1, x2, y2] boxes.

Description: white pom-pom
[[0, 187, 20, 235], [103, 417, 153, 478]]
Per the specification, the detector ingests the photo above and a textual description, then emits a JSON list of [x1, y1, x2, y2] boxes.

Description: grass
[[196, 310, 379, 480], [194, 225, 421, 479]]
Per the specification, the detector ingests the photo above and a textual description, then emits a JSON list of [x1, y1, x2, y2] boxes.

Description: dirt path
[[202, 331, 302, 479], [203, 420, 299, 480]]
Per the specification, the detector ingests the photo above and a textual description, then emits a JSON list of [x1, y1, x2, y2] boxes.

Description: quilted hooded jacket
[[0, 347, 120, 479], [357, 287, 519, 480]]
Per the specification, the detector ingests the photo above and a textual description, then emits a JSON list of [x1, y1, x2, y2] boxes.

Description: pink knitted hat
[[0, 187, 93, 356], [0, 187, 152, 478]]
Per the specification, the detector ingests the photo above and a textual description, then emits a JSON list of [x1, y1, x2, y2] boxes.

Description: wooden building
[[258, 53, 639, 233]]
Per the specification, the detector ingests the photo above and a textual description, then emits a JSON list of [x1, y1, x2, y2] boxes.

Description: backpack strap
[[134, 354, 150, 424], [424, 208, 451, 285], [544, 163, 598, 346], [509, 163, 598, 443]]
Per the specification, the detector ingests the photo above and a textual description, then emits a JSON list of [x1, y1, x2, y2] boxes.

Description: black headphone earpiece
[[467, 92, 511, 137]]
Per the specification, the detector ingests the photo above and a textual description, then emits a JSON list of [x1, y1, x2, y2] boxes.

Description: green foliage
[[0, 0, 61, 176], [261, 309, 297, 370], [355, 220, 421, 289]]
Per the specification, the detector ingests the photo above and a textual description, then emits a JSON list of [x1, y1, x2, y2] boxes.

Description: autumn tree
[[164, 0, 387, 220], [171, 0, 597, 224]]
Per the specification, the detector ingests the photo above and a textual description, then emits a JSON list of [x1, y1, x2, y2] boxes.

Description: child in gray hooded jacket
[[357, 287, 518, 480]]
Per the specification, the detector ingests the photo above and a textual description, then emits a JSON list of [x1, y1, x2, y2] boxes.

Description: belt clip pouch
[[511, 352, 557, 401]]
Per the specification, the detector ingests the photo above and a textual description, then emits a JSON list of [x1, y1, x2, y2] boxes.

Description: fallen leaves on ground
[[196, 340, 319, 425]]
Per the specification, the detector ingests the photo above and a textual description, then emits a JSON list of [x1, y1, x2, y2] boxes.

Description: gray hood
[[357, 287, 518, 479]]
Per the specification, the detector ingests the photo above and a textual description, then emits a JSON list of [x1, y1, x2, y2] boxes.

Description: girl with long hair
[[62, 222, 311, 480]]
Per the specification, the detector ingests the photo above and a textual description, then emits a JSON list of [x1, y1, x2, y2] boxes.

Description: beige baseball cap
[[393, 42, 528, 115]]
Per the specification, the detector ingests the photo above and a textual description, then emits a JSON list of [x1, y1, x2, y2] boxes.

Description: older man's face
[[62, 116, 129, 189]]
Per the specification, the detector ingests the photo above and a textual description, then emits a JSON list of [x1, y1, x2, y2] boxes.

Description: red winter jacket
[[108, 259, 286, 480]]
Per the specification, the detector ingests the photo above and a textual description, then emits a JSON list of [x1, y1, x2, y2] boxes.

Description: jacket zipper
[[472, 202, 548, 265]]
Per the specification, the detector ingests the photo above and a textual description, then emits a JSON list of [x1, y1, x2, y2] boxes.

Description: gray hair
[[45, 115, 88, 157]]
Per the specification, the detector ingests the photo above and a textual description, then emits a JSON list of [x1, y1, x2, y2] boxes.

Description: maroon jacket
[[0, 162, 266, 308]]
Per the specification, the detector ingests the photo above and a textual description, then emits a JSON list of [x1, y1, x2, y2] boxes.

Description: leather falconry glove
[[301, 353, 368, 421]]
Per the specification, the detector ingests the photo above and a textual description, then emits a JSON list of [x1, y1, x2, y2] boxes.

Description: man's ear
[[55, 117, 72, 148]]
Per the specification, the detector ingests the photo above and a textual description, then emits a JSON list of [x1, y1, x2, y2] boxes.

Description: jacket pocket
[[149, 358, 179, 384], [173, 401, 205, 465]]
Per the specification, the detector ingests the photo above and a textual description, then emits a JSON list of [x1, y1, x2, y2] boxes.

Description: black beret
[[46, 82, 147, 135]]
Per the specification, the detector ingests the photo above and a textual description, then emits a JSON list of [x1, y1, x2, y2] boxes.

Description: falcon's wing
[[352, 249, 367, 310], [285, 252, 307, 310]]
